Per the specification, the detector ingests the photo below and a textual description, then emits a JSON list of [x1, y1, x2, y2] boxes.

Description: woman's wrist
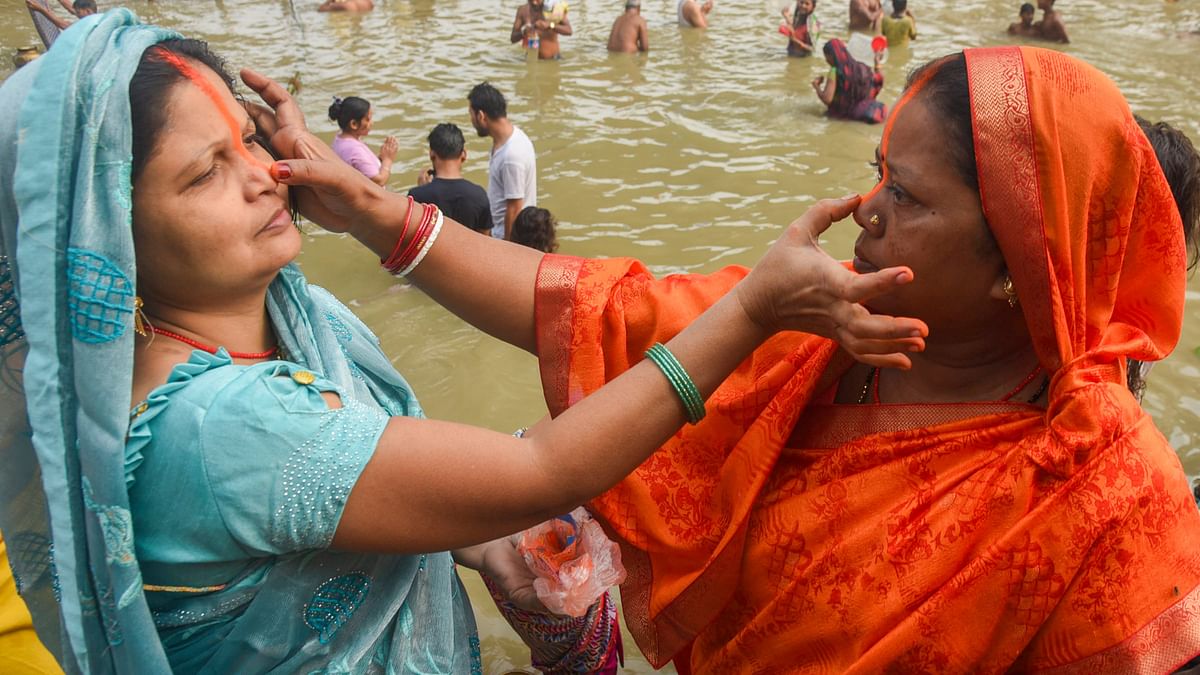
[[347, 188, 409, 258]]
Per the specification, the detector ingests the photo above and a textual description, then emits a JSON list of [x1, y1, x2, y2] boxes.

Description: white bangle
[[399, 208, 444, 276]]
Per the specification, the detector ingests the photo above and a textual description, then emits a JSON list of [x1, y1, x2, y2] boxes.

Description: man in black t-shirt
[[408, 124, 492, 234]]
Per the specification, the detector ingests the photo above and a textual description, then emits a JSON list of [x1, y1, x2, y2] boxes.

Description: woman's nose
[[853, 187, 885, 233]]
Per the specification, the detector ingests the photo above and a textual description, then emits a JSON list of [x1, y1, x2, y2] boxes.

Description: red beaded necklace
[[147, 324, 278, 360]]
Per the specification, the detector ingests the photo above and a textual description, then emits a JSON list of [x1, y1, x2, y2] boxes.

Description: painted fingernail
[[270, 162, 291, 180]]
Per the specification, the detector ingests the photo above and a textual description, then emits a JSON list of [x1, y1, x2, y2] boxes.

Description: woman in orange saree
[[534, 47, 1200, 672]]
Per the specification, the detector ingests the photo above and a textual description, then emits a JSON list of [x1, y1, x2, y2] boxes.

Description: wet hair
[[1020, 3, 1034, 13], [74, 0, 97, 13], [905, 53, 978, 193], [467, 82, 507, 120], [1135, 116, 1200, 272], [1127, 117, 1200, 399], [328, 96, 371, 132], [428, 123, 465, 160], [510, 206, 558, 253], [129, 39, 237, 182], [892, 0, 907, 13]]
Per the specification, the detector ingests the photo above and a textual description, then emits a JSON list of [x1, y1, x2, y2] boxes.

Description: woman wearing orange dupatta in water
[[529, 47, 1200, 672], [256, 46, 1199, 672]]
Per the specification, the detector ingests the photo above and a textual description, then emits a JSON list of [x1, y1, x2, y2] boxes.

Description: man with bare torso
[[608, 0, 648, 52], [511, 0, 573, 60], [1007, 3, 1039, 38], [848, 0, 882, 33], [1033, 0, 1069, 43], [677, 0, 713, 28]]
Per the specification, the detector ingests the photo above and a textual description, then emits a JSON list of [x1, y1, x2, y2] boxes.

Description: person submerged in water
[[781, 0, 817, 57], [677, 0, 714, 28], [1007, 3, 1039, 37], [24, 0, 97, 31], [1033, 0, 1069, 43], [511, 0, 573, 60], [318, 0, 374, 11], [608, 0, 649, 52], [813, 38, 886, 124]]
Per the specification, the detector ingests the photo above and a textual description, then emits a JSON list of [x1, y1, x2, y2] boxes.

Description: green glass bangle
[[645, 342, 706, 424]]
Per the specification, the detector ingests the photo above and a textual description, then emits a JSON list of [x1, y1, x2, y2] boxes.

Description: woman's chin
[[269, 225, 304, 266]]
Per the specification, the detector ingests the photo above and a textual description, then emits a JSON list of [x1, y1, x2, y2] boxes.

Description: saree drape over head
[[536, 46, 1200, 673], [0, 11, 480, 673]]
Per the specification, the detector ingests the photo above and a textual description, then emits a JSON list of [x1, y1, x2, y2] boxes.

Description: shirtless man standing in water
[[608, 0, 649, 52], [511, 0, 573, 60], [677, 0, 713, 28], [848, 0, 882, 33], [1033, 0, 1069, 43]]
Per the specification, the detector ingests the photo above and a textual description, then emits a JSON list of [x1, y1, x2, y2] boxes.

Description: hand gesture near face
[[735, 196, 928, 369], [241, 69, 388, 235]]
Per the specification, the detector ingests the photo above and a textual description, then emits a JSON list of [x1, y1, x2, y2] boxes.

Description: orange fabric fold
[[535, 46, 1200, 673]]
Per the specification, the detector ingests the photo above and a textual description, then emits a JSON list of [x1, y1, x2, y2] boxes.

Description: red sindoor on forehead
[[865, 63, 938, 202], [152, 47, 268, 172]]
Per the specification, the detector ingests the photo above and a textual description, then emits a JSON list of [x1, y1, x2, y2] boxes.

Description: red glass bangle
[[380, 195, 416, 269], [388, 203, 436, 274]]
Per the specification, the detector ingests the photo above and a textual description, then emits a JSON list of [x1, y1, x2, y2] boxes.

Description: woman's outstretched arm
[[241, 69, 928, 554], [242, 69, 915, 361], [332, 196, 925, 554]]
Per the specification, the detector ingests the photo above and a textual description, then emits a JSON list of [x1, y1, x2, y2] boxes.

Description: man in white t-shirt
[[467, 82, 537, 240]]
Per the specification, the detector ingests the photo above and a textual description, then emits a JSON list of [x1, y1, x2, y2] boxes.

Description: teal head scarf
[[0, 11, 478, 673]]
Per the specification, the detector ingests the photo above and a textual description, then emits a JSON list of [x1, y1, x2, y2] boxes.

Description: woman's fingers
[[853, 351, 913, 370], [840, 265, 915, 306], [270, 158, 363, 196], [789, 195, 861, 241], [244, 101, 279, 138], [240, 68, 307, 130]]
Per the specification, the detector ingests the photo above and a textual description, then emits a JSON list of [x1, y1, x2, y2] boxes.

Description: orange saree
[[534, 47, 1200, 673]]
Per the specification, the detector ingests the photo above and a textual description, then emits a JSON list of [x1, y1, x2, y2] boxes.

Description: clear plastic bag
[[516, 507, 627, 617]]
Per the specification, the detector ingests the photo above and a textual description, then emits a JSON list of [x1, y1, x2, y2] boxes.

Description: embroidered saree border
[[534, 254, 582, 418], [1034, 582, 1200, 674], [965, 47, 1060, 370]]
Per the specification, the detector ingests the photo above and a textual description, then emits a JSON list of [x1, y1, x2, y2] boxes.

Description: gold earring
[[1002, 275, 1018, 308], [869, 214, 880, 226], [134, 296, 150, 337]]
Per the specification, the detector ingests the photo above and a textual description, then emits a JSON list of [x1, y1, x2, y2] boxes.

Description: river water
[[3, 0, 1198, 672]]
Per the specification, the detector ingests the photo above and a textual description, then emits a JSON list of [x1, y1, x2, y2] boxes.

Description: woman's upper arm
[[332, 416, 569, 554], [199, 367, 384, 556]]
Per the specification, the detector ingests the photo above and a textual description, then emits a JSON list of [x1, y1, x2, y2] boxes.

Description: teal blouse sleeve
[[197, 361, 389, 557]]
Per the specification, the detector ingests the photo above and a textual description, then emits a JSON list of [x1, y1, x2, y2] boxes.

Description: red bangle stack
[[381, 195, 415, 270], [381, 198, 444, 275], [381, 199, 441, 275]]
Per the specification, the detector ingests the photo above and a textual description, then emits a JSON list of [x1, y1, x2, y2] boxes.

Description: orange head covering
[[964, 47, 1185, 476]]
